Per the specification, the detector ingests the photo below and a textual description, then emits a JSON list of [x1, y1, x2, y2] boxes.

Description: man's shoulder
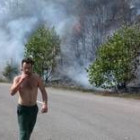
[[32, 73, 41, 79], [32, 73, 42, 85]]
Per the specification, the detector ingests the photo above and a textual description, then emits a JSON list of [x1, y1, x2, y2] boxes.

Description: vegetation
[[88, 24, 140, 88], [24, 25, 60, 82], [2, 62, 19, 81]]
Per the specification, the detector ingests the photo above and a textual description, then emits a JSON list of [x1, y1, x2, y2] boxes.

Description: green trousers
[[17, 104, 38, 140]]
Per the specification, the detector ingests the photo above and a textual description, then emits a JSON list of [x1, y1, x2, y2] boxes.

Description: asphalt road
[[0, 83, 140, 140]]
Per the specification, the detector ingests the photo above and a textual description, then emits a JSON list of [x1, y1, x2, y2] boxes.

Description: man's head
[[21, 58, 34, 75]]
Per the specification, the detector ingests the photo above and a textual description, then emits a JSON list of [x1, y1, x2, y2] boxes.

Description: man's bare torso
[[17, 74, 39, 106]]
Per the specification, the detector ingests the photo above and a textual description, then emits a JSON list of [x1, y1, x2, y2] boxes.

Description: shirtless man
[[10, 58, 48, 140]]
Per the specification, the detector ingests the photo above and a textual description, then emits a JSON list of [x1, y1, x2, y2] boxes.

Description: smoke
[[0, 0, 90, 87], [0, 0, 81, 60], [0, 1, 69, 61], [1, 0, 140, 88]]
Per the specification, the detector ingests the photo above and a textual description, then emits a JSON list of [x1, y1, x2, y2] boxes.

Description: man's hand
[[41, 104, 48, 113], [19, 74, 29, 82], [10, 74, 29, 96]]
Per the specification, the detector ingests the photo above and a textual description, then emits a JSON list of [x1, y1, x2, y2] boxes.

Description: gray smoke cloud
[[1, 0, 140, 88], [0, 0, 91, 87], [0, 0, 73, 60], [0, 0, 69, 62]]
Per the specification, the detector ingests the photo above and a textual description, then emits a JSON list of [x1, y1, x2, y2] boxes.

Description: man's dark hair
[[21, 58, 34, 65]]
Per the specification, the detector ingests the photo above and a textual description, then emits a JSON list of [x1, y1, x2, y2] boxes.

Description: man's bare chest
[[20, 78, 38, 90]]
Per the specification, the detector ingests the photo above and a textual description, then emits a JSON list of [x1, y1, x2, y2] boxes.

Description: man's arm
[[10, 75, 27, 96], [38, 77, 48, 113], [10, 76, 21, 96]]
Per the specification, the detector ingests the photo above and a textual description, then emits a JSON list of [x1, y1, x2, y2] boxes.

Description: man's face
[[22, 62, 32, 75]]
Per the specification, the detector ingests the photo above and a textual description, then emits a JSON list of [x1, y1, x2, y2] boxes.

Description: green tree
[[24, 25, 60, 82], [88, 24, 140, 88], [3, 62, 19, 81]]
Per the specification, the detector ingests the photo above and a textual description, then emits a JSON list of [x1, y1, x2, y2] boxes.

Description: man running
[[10, 58, 48, 140]]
